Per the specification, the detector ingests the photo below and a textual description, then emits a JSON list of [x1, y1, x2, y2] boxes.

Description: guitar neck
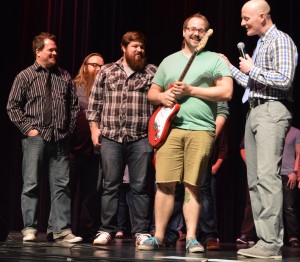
[[178, 51, 198, 81]]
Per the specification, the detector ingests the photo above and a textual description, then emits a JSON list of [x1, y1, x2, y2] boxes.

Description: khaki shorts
[[155, 128, 215, 186]]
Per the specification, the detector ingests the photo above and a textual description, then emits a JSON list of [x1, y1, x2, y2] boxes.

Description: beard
[[125, 51, 147, 71], [84, 70, 99, 96]]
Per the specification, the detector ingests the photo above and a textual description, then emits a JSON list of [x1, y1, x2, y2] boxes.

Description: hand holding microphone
[[237, 42, 247, 59], [237, 42, 254, 74]]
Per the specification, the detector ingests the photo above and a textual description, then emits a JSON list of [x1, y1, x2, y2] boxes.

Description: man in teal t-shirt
[[138, 13, 232, 252]]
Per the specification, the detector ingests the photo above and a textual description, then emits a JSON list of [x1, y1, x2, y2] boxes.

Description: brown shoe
[[290, 239, 300, 248], [206, 238, 220, 250], [115, 231, 124, 239]]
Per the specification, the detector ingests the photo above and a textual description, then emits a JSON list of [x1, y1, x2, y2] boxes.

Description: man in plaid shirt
[[86, 31, 157, 247]]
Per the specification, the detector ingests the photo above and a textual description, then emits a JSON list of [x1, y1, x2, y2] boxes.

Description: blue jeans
[[198, 162, 218, 243], [99, 137, 153, 236], [21, 135, 72, 238], [116, 183, 134, 234]]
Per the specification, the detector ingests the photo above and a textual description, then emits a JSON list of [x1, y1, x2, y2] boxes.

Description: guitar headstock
[[195, 28, 213, 54]]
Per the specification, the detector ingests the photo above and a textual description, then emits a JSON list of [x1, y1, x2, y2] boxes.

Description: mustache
[[135, 52, 144, 58], [191, 35, 201, 41]]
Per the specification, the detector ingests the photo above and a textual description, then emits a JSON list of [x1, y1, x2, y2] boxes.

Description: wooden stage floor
[[0, 232, 300, 261]]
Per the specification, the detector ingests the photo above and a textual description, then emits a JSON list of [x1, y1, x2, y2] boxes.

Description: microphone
[[237, 42, 247, 59]]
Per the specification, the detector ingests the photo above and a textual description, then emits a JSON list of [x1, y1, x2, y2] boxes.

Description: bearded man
[[86, 31, 157, 246]]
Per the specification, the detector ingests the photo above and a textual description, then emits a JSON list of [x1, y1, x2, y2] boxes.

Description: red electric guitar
[[148, 29, 214, 148]]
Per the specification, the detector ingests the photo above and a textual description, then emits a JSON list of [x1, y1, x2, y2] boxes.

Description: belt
[[248, 97, 292, 110], [248, 98, 274, 108]]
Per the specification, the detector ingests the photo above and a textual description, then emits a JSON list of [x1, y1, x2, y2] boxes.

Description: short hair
[[120, 31, 147, 48], [182, 13, 210, 31], [32, 32, 56, 58]]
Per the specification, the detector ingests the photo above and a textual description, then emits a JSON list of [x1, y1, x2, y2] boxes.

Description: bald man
[[220, 0, 298, 259]]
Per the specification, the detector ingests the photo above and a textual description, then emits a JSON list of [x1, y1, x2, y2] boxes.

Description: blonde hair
[[74, 53, 104, 97]]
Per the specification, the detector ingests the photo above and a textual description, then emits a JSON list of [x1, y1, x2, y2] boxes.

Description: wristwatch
[[292, 170, 298, 175]]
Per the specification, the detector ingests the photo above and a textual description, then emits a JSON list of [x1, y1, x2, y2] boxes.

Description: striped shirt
[[86, 58, 157, 143], [231, 25, 298, 101], [7, 61, 79, 142]]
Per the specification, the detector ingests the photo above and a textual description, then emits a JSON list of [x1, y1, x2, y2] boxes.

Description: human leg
[[47, 140, 78, 242], [242, 102, 291, 255], [138, 182, 177, 250], [282, 175, 300, 246], [116, 183, 129, 238], [150, 129, 185, 244], [98, 137, 125, 236], [165, 183, 185, 245], [127, 137, 153, 235], [154, 182, 177, 241], [199, 162, 218, 244], [69, 153, 100, 241], [21, 136, 47, 240], [183, 130, 214, 252], [183, 183, 205, 253], [237, 181, 256, 245]]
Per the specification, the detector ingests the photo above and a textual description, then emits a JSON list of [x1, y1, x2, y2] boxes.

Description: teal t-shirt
[[152, 50, 232, 131]]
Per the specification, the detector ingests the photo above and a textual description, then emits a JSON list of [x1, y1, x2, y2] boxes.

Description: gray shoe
[[186, 238, 204, 253], [237, 244, 282, 259], [138, 237, 161, 250], [55, 233, 83, 243]]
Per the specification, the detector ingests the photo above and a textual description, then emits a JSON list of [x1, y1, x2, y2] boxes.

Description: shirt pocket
[[106, 75, 121, 91]]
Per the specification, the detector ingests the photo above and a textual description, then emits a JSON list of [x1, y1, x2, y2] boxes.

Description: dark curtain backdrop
[[1, 0, 299, 242]]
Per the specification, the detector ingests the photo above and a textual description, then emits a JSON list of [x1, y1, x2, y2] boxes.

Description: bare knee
[[157, 182, 177, 195]]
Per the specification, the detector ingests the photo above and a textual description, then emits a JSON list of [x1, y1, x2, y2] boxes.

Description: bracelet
[[292, 170, 298, 175]]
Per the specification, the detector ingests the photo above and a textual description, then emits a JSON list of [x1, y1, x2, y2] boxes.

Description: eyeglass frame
[[185, 27, 206, 34], [85, 63, 102, 68]]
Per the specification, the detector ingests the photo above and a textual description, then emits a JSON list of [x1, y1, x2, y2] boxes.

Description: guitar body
[[148, 102, 181, 148]]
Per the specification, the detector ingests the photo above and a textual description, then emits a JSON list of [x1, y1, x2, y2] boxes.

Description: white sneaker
[[23, 232, 37, 242], [55, 233, 82, 243], [135, 233, 151, 246], [93, 231, 112, 246]]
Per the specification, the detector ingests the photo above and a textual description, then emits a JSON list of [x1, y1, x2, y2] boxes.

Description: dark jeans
[[99, 137, 153, 236], [198, 164, 218, 243], [116, 183, 134, 235], [69, 153, 101, 238], [282, 175, 300, 241], [240, 179, 256, 238]]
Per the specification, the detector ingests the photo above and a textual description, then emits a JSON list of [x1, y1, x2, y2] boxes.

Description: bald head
[[243, 0, 271, 17], [241, 0, 273, 36]]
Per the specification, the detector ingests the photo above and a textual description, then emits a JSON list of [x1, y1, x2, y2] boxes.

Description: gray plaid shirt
[[86, 58, 157, 143]]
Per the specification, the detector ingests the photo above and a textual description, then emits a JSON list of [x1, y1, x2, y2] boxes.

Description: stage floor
[[0, 232, 300, 261]]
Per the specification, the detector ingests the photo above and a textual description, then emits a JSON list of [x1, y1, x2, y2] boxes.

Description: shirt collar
[[261, 24, 276, 43]]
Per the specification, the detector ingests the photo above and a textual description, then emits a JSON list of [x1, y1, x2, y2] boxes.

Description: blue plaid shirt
[[231, 25, 298, 102]]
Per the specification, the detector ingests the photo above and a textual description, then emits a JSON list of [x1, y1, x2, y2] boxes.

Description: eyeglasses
[[86, 63, 102, 69], [185, 27, 206, 34]]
